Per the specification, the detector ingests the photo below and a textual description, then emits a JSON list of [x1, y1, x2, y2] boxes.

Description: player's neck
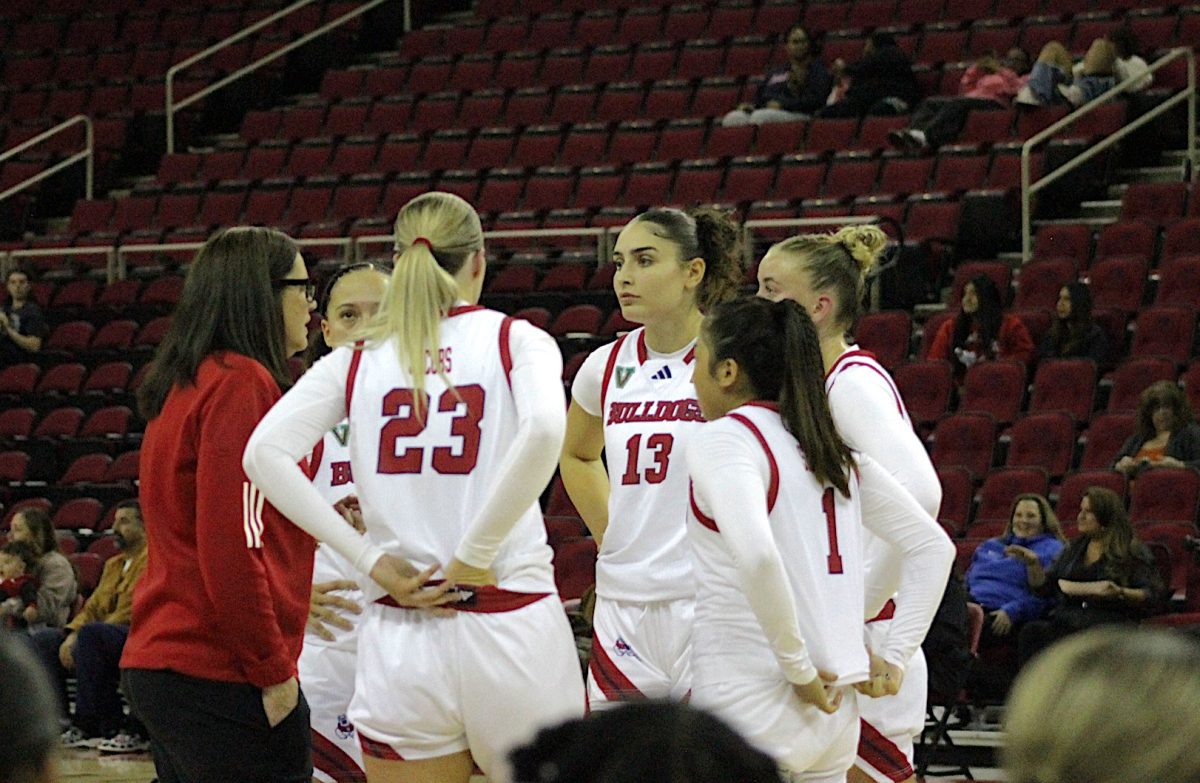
[[642, 309, 702, 355], [819, 333, 850, 373]]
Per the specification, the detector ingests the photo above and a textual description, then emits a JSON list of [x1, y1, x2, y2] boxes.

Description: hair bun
[[832, 225, 887, 273]]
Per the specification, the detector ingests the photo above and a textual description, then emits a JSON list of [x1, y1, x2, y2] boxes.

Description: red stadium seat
[[959, 361, 1026, 425], [931, 413, 997, 478], [1028, 359, 1097, 423], [1129, 469, 1200, 528], [1005, 413, 1075, 477], [1129, 308, 1196, 365], [937, 466, 975, 536], [1013, 258, 1076, 311]]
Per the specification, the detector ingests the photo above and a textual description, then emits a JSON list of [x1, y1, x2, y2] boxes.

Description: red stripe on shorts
[[858, 719, 914, 783], [359, 735, 405, 762], [312, 730, 366, 782], [588, 635, 644, 702]]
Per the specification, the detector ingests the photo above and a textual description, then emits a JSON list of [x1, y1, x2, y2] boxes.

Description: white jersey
[[825, 348, 942, 618], [244, 305, 566, 598], [572, 328, 702, 602], [306, 424, 362, 652], [687, 402, 869, 689]]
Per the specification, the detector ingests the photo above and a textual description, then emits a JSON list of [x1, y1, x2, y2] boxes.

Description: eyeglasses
[[274, 278, 317, 302]]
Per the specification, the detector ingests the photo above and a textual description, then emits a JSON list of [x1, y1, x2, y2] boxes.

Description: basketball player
[[302, 261, 391, 783], [244, 192, 584, 783], [559, 207, 743, 707], [686, 297, 953, 783], [758, 226, 943, 783]]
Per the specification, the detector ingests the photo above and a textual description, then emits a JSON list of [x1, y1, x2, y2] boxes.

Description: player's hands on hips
[[855, 650, 904, 698], [262, 676, 299, 728], [793, 670, 843, 714], [307, 580, 362, 641], [369, 555, 458, 608], [443, 557, 497, 587]]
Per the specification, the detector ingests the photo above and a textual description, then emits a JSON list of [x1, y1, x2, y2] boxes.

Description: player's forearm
[[558, 455, 610, 543]]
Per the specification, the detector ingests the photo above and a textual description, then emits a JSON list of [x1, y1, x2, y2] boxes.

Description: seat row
[[938, 463, 1200, 537], [422, 0, 1181, 59]]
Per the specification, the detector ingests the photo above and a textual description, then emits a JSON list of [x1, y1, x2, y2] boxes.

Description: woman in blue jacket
[[966, 494, 1065, 646]]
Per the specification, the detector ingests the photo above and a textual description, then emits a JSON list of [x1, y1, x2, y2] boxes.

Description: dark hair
[[951, 274, 1003, 372], [137, 227, 299, 420], [13, 508, 55, 558], [305, 260, 393, 365], [1, 540, 39, 572], [1107, 26, 1140, 60], [0, 630, 61, 782], [1046, 281, 1095, 358], [509, 701, 780, 783], [1134, 379, 1195, 442], [634, 206, 744, 312], [705, 296, 854, 496], [5, 267, 30, 283], [1083, 486, 1145, 585], [114, 498, 142, 520]]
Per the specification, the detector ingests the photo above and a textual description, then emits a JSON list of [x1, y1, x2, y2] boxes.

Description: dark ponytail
[[705, 297, 854, 496], [634, 206, 744, 312]]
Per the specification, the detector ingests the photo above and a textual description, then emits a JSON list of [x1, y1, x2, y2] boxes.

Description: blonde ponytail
[[766, 224, 889, 331], [360, 191, 483, 418]]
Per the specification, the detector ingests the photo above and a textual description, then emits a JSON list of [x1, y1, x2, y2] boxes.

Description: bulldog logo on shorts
[[335, 713, 355, 740], [614, 636, 640, 660]]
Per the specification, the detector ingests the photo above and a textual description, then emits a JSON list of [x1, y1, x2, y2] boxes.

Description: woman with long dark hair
[[559, 206, 744, 709], [686, 296, 952, 782], [1114, 380, 1200, 477], [1039, 282, 1108, 362], [120, 226, 318, 782], [1016, 487, 1162, 666], [926, 274, 1034, 380], [757, 226, 942, 783]]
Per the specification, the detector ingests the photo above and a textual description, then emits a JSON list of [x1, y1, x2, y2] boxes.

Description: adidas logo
[[650, 366, 673, 381]]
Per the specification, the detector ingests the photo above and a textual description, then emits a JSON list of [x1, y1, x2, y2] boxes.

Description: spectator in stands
[[1004, 627, 1200, 783], [888, 48, 1030, 153], [1113, 380, 1200, 477], [819, 32, 920, 118], [30, 501, 148, 752], [1018, 41, 1074, 106], [721, 24, 833, 127], [1016, 487, 1161, 666], [509, 701, 781, 783], [966, 494, 1065, 646], [1039, 282, 1109, 363], [1, 540, 41, 629], [8, 509, 77, 631], [1059, 38, 1117, 107], [0, 268, 48, 365], [925, 274, 1035, 381], [1104, 26, 1152, 91], [0, 628, 62, 783]]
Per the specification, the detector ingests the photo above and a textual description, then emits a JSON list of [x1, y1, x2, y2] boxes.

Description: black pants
[[909, 97, 1000, 147], [123, 668, 312, 783]]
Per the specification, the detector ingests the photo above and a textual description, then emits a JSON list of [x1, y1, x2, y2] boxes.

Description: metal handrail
[[5, 246, 115, 282], [165, 0, 396, 154], [354, 227, 612, 264], [1021, 47, 1196, 261], [0, 115, 94, 205]]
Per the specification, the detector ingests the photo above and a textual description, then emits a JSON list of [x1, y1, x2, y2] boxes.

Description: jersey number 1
[[377, 385, 485, 475], [822, 488, 845, 575]]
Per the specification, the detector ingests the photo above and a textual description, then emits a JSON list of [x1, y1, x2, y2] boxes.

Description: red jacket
[[927, 314, 1035, 365], [121, 352, 314, 688]]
